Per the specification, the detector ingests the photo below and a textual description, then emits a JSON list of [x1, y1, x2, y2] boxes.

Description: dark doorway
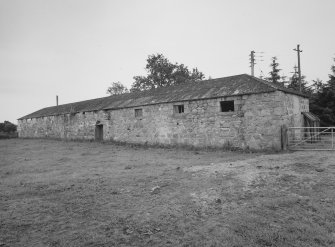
[[95, 123, 103, 141]]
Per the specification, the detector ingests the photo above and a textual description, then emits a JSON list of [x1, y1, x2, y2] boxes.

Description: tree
[[309, 58, 335, 126], [106, 82, 129, 95], [309, 78, 325, 121], [0, 121, 17, 133], [328, 60, 335, 91], [130, 54, 205, 92], [286, 65, 310, 94], [310, 78, 324, 94], [266, 57, 282, 85]]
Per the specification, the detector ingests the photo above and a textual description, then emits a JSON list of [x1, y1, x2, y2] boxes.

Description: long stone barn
[[18, 74, 310, 150]]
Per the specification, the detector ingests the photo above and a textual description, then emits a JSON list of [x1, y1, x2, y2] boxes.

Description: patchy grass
[[1, 139, 335, 246]]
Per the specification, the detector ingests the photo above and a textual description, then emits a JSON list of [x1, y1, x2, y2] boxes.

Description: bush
[[0, 121, 18, 139], [0, 121, 17, 133]]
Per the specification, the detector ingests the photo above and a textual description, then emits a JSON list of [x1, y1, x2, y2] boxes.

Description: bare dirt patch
[[1, 139, 335, 246]]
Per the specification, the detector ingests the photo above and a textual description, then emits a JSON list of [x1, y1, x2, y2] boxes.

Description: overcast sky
[[1, 0, 334, 123]]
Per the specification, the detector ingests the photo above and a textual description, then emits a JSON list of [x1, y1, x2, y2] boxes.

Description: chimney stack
[[56, 95, 58, 106]]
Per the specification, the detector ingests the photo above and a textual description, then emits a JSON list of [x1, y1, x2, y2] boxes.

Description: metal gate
[[287, 127, 335, 150]]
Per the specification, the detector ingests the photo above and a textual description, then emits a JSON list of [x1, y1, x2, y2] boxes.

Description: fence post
[[281, 125, 288, 151]]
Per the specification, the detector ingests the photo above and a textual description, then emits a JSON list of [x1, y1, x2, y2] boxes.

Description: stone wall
[[18, 91, 309, 150]]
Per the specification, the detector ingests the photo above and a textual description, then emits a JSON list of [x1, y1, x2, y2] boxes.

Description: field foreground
[[1, 139, 335, 247]]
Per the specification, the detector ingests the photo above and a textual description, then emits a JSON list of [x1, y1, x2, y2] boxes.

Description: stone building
[[18, 74, 310, 150]]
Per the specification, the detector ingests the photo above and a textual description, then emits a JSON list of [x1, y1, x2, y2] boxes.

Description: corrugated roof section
[[18, 74, 308, 120], [302, 112, 320, 122]]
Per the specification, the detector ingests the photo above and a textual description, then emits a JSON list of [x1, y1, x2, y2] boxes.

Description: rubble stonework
[[18, 91, 308, 150]]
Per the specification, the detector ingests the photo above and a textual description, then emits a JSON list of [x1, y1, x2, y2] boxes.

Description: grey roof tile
[[18, 74, 308, 120]]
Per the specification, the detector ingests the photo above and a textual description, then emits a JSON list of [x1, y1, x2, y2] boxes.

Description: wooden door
[[95, 124, 103, 141]]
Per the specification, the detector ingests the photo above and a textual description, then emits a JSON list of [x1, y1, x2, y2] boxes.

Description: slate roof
[[18, 74, 308, 120]]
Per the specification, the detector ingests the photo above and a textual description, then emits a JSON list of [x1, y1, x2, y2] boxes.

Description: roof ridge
[[246, 74, 308, 97], [241, 74, 280, 90]]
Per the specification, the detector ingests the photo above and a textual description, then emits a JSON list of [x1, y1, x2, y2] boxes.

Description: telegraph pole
[[293, 65, 298, 74], [293, 44, 302, 92], [249, 50, 263, 77], [250, 50, 255, 76]]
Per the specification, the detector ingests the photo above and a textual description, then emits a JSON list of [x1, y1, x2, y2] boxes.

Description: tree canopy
[[130, 54, 205, 92], [0, 121, 17, 133], [106, 82, 129, 95], [266, 57, 283, 85], [286, 65, 311, 94], [309, 59, 335, 126]]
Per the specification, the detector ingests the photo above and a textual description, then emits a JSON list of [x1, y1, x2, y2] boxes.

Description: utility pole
[[249, 50, 264, 77], [293, 44, 302, 92], [250, 50, 255, 76], [293, 65, 298, 75]]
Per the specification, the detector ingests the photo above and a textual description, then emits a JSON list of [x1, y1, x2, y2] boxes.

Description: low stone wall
[[18, 91, 308, 150]]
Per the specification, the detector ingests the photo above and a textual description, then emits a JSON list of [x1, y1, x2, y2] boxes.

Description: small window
[[174, 105, 184, 114], [220, 101, 234, 112], [135, 108, 143, 118]]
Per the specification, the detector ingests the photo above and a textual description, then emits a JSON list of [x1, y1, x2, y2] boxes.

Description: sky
[[1, 0, 334, 123]]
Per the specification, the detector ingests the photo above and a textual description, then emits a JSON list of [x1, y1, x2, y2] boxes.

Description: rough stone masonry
[[18, 90, 308, 150]]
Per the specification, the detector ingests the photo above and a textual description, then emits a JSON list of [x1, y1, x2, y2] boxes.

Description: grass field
[[1, 139, 335, 247]]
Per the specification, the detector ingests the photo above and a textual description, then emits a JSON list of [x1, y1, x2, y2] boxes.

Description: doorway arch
[[95, 121, 103, 141]]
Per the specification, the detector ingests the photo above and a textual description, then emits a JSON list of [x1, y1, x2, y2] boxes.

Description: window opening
[[135, 109, 143, 118], [174, 105, 184, 114], [220, 101, 234, 112]]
